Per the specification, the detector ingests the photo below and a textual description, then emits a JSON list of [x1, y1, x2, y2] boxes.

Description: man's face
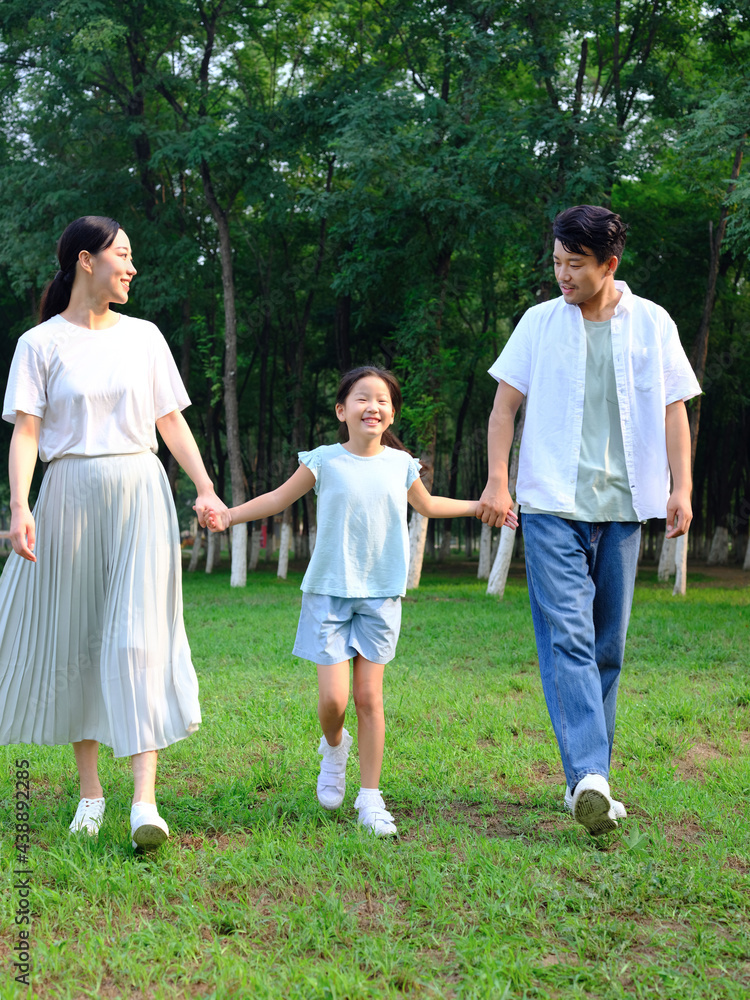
[[553, 239, 617, 306]]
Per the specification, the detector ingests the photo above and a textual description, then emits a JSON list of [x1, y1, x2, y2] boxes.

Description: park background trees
[[0, 0, 748, 584]]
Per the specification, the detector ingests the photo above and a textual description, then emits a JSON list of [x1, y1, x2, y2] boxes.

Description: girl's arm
[[408, 477, 519, 528], [207, 464, 316, 531], [9, 412, 41, 562], [156, 409, 228, 525]]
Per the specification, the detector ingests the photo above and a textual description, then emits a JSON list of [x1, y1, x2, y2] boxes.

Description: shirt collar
[[613, 280, 633, 315]]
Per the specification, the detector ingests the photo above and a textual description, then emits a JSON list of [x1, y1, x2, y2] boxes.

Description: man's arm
[[665, 399, 693, 538], [476, 380, 525, 528]]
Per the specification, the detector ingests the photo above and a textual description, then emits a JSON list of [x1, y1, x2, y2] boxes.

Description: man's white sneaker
[[69, 797, 106, 837], [571, 774, 618, 836], [565, 785, 627, 820], [317, 728, 353, 810], [130, 802, 169, 851], [354, 789, 398, 837]]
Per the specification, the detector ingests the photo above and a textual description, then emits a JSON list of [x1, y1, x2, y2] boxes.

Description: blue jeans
[[521, 514, 641, 790]]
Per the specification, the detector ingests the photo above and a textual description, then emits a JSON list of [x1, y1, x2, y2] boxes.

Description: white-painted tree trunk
[[487, 398, 526, 595], [188, 530, 204, 572], [706, 526, 729, 565], [477, 522, 492, 580], [308, 525, 317, 556], [673, 531, 688, 596], [249, 524, 261, 571], [230, 522, 247, 587], [487, 507, 519, 598], [277, 520, 292, 580], [205, 531, 220, 574], [406, 512, 429, 589], [744, 534, 750, 572], [657, 533, 676, 581]]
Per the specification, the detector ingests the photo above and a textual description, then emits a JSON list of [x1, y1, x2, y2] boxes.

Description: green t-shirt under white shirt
[[522, 318, 639, 523]]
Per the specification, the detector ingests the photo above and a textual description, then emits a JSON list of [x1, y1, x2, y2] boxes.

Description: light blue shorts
[[293, 593, 402, 665]]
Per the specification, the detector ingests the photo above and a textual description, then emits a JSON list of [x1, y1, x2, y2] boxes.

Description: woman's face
[[83, 228, 137, 304]]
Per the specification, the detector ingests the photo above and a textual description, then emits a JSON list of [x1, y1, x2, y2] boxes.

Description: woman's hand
[[193, 490, 229, 529], [10, 503, 36, 562], [196, 504, 232, 532]]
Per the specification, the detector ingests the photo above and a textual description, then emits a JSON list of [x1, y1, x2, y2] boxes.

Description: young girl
[[207, 366, 518, 836]]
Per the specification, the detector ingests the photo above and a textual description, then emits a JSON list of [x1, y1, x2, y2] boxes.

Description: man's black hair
[[553, 205, 629, 265]]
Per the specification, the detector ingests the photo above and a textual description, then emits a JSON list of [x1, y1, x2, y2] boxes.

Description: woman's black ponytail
[[39, 215, 120, 323]]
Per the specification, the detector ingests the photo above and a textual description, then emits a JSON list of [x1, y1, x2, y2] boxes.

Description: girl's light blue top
[[299, 443, 422, 598]]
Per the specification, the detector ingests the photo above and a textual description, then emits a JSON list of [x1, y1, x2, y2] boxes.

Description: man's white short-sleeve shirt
[[488, 281, 701, 521]]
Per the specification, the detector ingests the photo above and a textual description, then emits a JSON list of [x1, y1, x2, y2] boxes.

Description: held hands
[[665, 488, 692, 538], [193, 492, 230, 531], [475, 485, 519, 530], [10, 504, 37, 563], [203, 507, 233, 532]]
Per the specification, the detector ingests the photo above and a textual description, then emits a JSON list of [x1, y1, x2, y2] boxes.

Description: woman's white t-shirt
[[2, 314, 190, 463], [298, 443, 422, 599]]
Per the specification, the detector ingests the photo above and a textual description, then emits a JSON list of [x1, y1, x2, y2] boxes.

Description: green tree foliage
[[0, 0, 748, 566]]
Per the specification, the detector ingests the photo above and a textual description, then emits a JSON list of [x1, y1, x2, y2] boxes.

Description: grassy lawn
[[1, 559, 748, 999]]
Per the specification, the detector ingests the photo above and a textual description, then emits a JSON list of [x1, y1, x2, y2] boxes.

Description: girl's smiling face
[[336, 375, 395, 443]]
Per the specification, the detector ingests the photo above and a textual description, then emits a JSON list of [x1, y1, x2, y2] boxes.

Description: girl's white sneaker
[[69, 797, 106, 837], [317, 728, 353, 810], [354, 789, 398, 837]]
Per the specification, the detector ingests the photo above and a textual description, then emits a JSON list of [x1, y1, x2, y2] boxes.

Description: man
[[478, 205, 700, 835]]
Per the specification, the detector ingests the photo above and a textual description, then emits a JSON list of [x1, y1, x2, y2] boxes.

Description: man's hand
[[665, 488, 692, 538], [476, 485, 518, 529]]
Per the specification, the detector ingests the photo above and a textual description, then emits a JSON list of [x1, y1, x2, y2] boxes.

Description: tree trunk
[[658, 534, 676, 581], [406, 442, 437, 590], [673, 533, 688, 596], [487, 400, 526, 596], [744, 535, 750, 572], [707, 526, 729, 565], [487, 504, 519, 599], [200, 161, 247, 587], [277, 512, 293, 580], [188, 528, 204, 572], [205, 530, 221, 574], [678, 140, 744, 596], [248, 524, 262, 571], [477, 523, 492, 580]]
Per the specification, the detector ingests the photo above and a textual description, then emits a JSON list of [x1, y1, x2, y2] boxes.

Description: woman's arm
[[155, 409, 227, 525], [207, 464, 316, 531], [9, 412, 41, 562]]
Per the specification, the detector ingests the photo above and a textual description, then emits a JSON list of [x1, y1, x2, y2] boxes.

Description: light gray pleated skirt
[[0, 451, 201, 757]]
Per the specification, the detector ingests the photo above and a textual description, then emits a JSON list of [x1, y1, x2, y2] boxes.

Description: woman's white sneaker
[[354, 789, 398, 837], [69, 797, 106, 837], [130, 802, 169, 851], [317, 728, 353, 810]]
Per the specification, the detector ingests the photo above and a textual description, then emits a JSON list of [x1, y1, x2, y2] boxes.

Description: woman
[[0, 216, 225, 850]]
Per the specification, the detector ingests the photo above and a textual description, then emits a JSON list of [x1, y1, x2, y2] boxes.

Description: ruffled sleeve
[[298, 447, 324, 493], [406, 455, 422, 488], [2, 337, 47, 424]]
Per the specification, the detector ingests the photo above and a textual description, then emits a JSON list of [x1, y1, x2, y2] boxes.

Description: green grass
[[1, 560, 749, 999]]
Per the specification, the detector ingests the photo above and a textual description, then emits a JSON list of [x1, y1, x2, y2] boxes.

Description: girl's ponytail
[[38, 215, 121, 324]]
